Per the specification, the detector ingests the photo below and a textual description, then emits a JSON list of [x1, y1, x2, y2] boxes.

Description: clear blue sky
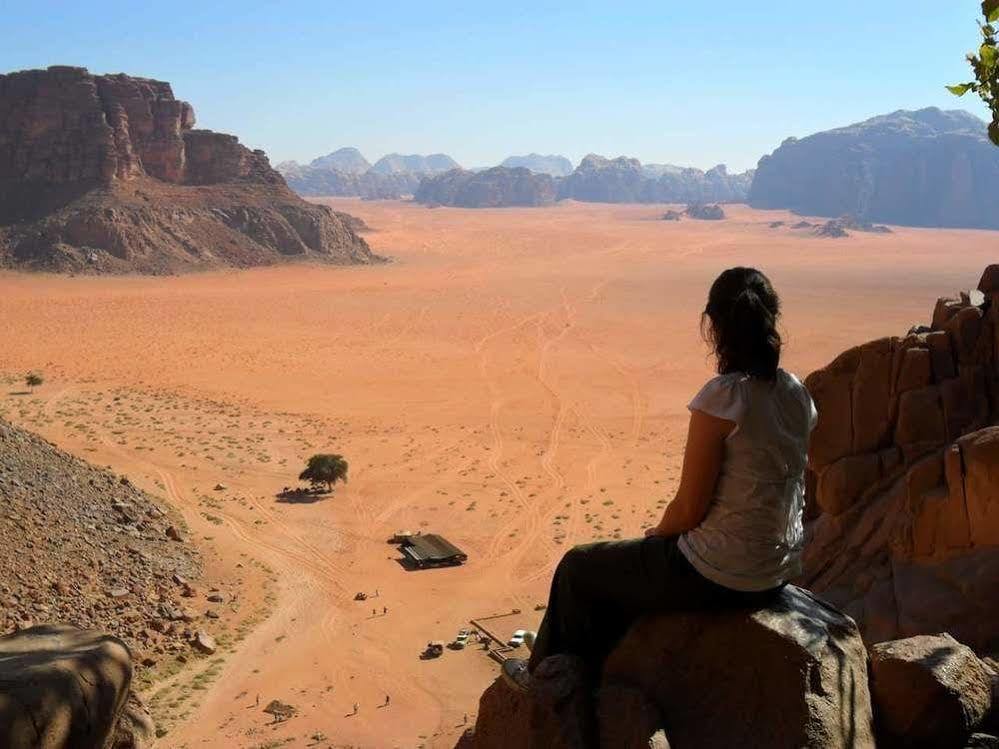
[[4, 1, 991, 172]]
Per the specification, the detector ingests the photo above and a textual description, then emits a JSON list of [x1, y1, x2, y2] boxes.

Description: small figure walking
[[463, 713, 468, 725], [382, 605, 388, 615], [352, 702, 359, 715], [384, 694, 390, 706], [372, 608, 376, 616], [255, 694, 260, 707], [374, 588, 379, 597]]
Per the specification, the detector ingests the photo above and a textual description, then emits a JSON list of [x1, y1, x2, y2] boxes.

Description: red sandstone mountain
[[0, 66, 377, 273]]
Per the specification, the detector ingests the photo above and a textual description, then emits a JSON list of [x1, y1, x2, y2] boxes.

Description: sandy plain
[[1, 200, 996, 748]]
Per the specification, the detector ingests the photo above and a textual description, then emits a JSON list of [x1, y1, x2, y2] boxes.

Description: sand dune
[[0, 200, 995, 747]]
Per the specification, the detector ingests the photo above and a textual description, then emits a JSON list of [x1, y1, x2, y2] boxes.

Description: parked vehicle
[[451, 629, 470, 649], [507, 629, 527, 647]]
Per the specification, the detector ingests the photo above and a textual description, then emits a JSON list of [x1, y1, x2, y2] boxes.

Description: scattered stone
[[870, 634, 994, 747], [263, 699, 297, 723], [661, 210, 683, 221], [191, 631, 216, 655], [165, 526, 184, 542]]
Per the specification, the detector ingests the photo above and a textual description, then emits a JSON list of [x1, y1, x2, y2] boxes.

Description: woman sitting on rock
[[503, 266, 818, 691]]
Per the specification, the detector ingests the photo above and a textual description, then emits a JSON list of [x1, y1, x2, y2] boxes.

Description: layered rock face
[[0, 66, 375, 273], [558, 154, 753, 204], [414, 167, 556, 207], [460, 586, 875, 749], [749, 108, 999, 229], [800, 265, 999, 651]]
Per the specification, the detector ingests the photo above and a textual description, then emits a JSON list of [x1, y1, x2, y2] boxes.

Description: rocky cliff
[[500, 154, 574, 177], [414, 167, 556, 207], [748, 108, 999, 229], [558, 154, 753, 204], [0, 66, 376, 273], [800, 265, 999, 651]]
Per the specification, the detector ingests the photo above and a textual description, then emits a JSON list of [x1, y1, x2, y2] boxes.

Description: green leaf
[[981, 43, 999, 68], [985, 0, 999, 23], [947, 83, 976, 96]]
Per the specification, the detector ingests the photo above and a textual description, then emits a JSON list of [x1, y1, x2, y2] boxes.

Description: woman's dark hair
[[702, 267, 782, 379]]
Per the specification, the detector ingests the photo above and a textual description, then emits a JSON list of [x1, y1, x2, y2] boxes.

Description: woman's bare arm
[[646, 408, 734, 537]]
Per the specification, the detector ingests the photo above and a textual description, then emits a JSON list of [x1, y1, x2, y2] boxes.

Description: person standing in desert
[[503, 266, 818, 691]]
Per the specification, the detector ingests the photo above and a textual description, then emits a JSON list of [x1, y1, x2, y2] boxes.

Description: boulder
[[0, 624, 133, 749], [870, 634, 993, 747], [461, 587, 874, 749]]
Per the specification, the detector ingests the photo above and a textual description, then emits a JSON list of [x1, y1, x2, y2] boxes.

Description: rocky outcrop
[[0, 624, 136, 749], [869, 634, 995, 748], [0, 417, 200, 671], [460, 585, 874, 748], [0, 66, 375, 273], [799, 265, 999, 650], [749, 108, 999, 229], [500, 154, 574, 177], [414, 167, 556, 207], [685, 203, 725, 220], [558, 155, 753, 204]]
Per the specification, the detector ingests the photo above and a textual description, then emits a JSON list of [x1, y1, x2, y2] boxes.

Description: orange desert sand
[[1, 200, 996, 748]]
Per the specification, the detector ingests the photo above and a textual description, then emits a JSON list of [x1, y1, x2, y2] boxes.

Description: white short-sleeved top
[[678, 368, 818, 592]]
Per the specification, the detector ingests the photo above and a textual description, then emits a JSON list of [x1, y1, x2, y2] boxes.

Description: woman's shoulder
[[776, 369, 819, 427], [688, 372, 749, 422]]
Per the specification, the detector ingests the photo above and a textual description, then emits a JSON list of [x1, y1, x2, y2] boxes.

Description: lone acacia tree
[[299, 454, 349, 493], [949, 1, 999, 145], [25, 371, 43, 393]]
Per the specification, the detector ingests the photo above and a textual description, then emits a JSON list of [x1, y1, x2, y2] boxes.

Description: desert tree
[[949, 1, 999, 145], [25, 371, 43, 393], [299, 454, 349, 492]]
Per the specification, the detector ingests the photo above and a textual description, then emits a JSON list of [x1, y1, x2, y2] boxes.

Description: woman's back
[[678, 368, 817, 592]]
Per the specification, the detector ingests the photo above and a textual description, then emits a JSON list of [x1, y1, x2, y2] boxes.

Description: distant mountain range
[[277, 150, 462, 198], [499, 154, 574, 177], [749, 107, 999, 229], [415, 167, 556, 207], [278, 112, 999, 224]]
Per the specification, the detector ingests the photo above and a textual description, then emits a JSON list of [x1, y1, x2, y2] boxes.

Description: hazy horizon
[[4, 1, 992, 172]]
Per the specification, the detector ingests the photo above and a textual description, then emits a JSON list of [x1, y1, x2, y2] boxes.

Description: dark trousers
[[527, 535, 782, 675]]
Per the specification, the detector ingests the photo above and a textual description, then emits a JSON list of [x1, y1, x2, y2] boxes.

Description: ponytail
[[702, 268, 782, 379]]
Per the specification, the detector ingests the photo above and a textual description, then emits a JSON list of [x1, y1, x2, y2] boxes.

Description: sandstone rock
[[979, 265, 999, 294], [596, 684, 669, 749], [0, 624, 133, 749], [462, 590, 872, 748], [895, 386, 946, 447], [684, 203, 725, 220], [501, 154, 575, 177], [0, 66, 376, 274], [190, 631, 216, 654], [748, 108, 999, 229], [110, 692, 156, 749], [817, 453, 880, 516], [896, 347, 933, 393], [800, 267, 999, 649], [463, 655, 593, 749], [852, 338, 895, 452], [601, 586, 874, 748], [870, 634, 993, 747]]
